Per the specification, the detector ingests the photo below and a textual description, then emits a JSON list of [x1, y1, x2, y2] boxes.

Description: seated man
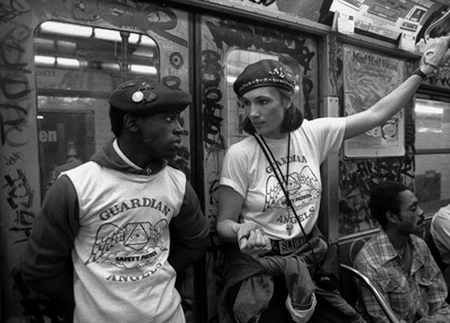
[[354, 181, 450, 323]]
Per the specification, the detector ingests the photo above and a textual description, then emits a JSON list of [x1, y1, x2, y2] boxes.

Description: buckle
[[273, 237, 304, 255]]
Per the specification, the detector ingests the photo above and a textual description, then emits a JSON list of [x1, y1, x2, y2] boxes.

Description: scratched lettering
[[3, 151, 24, 165], [201, 50, 225, 152]]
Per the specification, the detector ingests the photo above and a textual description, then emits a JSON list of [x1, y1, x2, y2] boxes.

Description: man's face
[[136, 110, 183, 160], [396, 190, 425, 235]]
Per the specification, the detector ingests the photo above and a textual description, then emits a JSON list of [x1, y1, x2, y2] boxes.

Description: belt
[[271, 228, 316, 256]]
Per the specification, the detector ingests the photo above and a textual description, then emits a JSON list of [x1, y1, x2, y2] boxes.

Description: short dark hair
[[369, 181, 408, 228], [109, 105, 127, 138], [240, 88, 304, 135]]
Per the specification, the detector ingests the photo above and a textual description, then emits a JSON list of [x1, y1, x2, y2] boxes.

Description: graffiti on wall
[[1, 2, 35, 240], [5, 170, 35, 243], [202, 49, 225, 154], [338, 157, 403, 234], [0, 0, 48, 321], [425, 68, 450, 88], [338, 143, 415, 236]]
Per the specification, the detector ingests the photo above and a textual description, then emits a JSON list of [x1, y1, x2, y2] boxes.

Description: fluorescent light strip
[[101, 63, 120, 71], [40, 21, 156, 48], [94, 28, 121, 42], [130, 65, 157, 75], [40, 21, 92, 37], [415, 105, 443, 114], [56, 57, 80, 68], [35, 55, 55, 65]]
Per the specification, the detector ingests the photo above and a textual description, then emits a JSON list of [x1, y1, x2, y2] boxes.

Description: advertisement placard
[[343, 44, 406, 157], [330, 0, 446, 42]]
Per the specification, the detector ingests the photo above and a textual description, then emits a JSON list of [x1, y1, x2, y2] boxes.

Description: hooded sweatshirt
[[20, 139, 210, 323]]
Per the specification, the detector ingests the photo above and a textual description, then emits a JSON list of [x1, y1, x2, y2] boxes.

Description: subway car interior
[[1, 0, 450, 322]]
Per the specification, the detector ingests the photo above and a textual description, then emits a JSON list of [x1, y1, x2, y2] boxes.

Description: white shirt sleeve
[[431, 204, 450, 266]]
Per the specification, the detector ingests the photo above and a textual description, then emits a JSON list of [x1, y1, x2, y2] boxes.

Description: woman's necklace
[[259, 133, 293, 235]]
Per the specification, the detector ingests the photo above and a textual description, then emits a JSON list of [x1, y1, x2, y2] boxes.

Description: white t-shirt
[[431, 204, 450, 266], [220, 118, 345, 240], [65, 162, 186, 323]]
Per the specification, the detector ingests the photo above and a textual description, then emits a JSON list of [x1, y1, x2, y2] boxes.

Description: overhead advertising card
[[343, 44, 406, 158], [330, 0, 447, 42]]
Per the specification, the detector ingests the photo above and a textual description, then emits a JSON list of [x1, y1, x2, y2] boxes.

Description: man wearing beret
[[20, 79, 210, 323]]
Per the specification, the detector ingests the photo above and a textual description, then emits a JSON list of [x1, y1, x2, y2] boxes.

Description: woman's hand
[[420, 35, 450, 73], [217, 186, 271, 255], [237, 222, 272, 256]]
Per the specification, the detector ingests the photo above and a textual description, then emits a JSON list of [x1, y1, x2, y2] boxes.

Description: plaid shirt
[[354, 229, 450, 323]]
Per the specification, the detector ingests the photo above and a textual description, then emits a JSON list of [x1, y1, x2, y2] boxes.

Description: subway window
[[415, 93, 450, 215], [34, 21, 158, 197]]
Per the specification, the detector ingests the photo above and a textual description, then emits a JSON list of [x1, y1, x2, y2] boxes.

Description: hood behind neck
[[90, 138, 167, 176]]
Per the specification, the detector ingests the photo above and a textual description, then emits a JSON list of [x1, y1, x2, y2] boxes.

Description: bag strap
[[253, 133, 326, 276]]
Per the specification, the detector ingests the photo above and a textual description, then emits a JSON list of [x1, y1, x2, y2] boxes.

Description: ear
[[284, 92, 294, 109], [123, 114, 139, 132], [386, 211, 400, 225]]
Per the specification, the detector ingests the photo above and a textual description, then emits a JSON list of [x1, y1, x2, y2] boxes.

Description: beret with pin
[[108, 78, 192, 115], [233, 59, 296, 97]]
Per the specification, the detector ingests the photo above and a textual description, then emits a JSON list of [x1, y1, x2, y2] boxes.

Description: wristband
[[412, 68, 428, 80]]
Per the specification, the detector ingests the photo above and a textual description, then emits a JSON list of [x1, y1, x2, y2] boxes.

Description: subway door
[[0, 1, 200, 322], [198, 13, 320, 321]]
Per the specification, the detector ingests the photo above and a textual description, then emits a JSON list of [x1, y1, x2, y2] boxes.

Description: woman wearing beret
[[216, 36, 450, 323]]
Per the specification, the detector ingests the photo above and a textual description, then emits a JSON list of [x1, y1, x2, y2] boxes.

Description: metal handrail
[[340, 263, 401, 323]]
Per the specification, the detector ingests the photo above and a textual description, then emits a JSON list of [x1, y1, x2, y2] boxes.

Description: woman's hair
[[369, 181, 408, 228], [240, 87, 304, 135], [109, 105, 127, 137]]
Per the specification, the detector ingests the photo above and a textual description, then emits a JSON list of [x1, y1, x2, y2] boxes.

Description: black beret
[[108, 78, 191, 115], [233, 59, 296, 96]]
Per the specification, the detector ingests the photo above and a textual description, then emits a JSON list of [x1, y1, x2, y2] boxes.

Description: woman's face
[[241, 86, 288, 139]]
